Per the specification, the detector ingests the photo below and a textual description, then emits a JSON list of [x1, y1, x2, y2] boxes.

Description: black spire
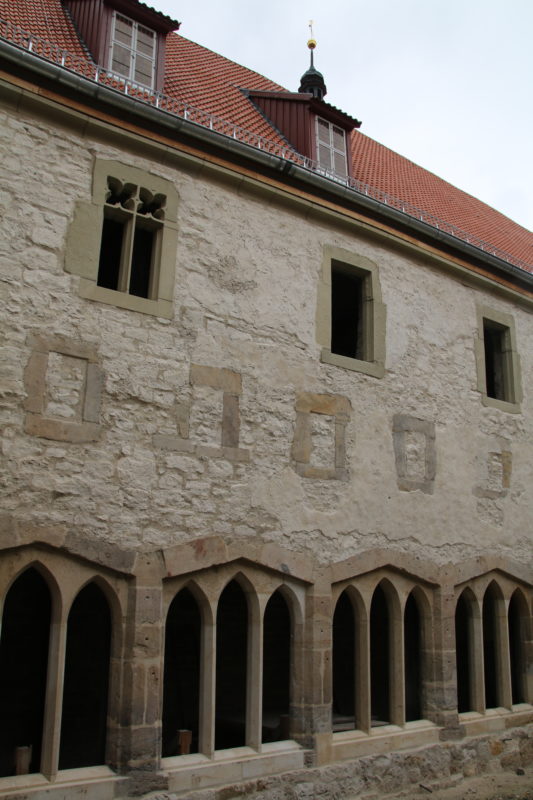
[[299, 24, 327, 100]]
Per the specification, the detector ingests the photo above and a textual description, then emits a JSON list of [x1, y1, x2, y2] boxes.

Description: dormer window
[[316, 117, 348, 177], [110, 12, 156, 88]]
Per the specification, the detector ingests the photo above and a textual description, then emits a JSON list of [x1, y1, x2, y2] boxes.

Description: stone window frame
[[316, 245, 386, 378], [65, 159, 178, 319], [330, 571, 436, 740], [23, 334, 104, 442], [474, 305, 522, 414], [453, 574, 532, 722], [0, 548, 126, 784], [161, 564, 306, 765]]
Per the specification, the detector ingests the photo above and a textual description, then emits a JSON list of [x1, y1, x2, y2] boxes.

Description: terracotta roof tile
[[1, 1, 531, 271], [0, 0, 87, 59]]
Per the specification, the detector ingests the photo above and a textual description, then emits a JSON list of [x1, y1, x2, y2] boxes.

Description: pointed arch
[[215, 579, 248, 749], [0, 567, 52, 776], [162, 586, 202, 757], [370, 580, 400, 725], [332, 589, 356, 730], [262, 589, 291, 742], [404, 590, 423, 721], [483, 581, 505, 709], [455, 587, 479, 712], [58, 582, 111, 769], [508, 588, 530, 704]]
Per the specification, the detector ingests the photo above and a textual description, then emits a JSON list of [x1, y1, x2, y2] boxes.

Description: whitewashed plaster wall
[[1, 105, 532, 568]]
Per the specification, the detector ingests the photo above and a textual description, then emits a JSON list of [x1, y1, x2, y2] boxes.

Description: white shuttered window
[[316, 117, 348, 177], [111, 12, 156, 88]]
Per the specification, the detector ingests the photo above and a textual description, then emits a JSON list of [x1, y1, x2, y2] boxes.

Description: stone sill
[[332, 719, 439, 761], [161, 740, 305, 793], [459, 704, 533, 736], [0, 765, 122, 799]]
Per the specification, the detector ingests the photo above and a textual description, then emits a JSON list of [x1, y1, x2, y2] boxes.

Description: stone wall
[[1, 101, 532, 573]]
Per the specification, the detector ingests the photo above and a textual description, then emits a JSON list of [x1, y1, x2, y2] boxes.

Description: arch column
[[429, 585, 460, 735], [302, 574, 332, 764], [199, 606, 216, 758]]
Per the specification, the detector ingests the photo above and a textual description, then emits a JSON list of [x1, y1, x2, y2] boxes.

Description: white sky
[[154, 0, 532, 231]]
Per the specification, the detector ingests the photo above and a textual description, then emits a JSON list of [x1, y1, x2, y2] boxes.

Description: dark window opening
[[331, 263, 365, 360], [97, 217, 124, 291], [482, 586, 499, 709], [215, 581, 248, 750], [162, 588, 201, 757], [59, 583, 111, 769], [455, 593, 473, 713], [370, 585, 390, 725], [262, 591, 291, 743], [332, 591, 355, 731], [404, 594, 422, 721], [509, 592, 527, 705], [130, 226, 154, 298], [0, 569, 51, 777], [483, 321, 509, 401]]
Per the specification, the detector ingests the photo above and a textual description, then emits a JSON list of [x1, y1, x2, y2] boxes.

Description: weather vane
[[308, 19, 317, 51]]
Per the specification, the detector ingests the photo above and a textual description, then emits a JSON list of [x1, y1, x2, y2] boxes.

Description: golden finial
[[307, 19, 316, 50]]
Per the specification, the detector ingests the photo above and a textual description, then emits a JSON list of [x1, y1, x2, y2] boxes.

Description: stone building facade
[[0, 1, 532, 798]]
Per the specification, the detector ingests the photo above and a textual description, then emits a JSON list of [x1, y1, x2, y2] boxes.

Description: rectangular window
[[316, 117, 347, 177], [110, 12, 156, 88], [475, 307, 522, 413], [97, 177, 164, 300], [317, 247, 386, 379], [331, 262, 364, 360]]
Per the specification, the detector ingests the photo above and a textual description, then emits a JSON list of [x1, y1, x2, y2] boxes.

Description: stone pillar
[[431, 583, 462, 738], [496, 597, 513, 709], [120, 553, 167, 796], [41, 610, 68, 780], [390, 594, 405, 727], [355, 599, 371, 733], [301, 573, 332, 765], [199, 606, 216, 757]]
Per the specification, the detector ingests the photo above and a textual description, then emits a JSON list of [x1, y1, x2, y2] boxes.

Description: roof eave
[[1, 38, 530, 288]]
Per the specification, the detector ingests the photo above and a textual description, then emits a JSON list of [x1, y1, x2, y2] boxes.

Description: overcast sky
[[155, 0, 532, 231]]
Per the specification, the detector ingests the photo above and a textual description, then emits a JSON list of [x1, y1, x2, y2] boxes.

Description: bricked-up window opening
[[455, 592, 474, 712], [332, 591, 355, 731], [0, 569, 51, 777], [111, 12, 156, 88], [483, 319, 512, 402], [215, 581, 248, 750], [331, 261, 365, 360], [316, 117, 348, 177], [509, 591, 528, 704], [404, 594, 422, 721], [262, 591, 291, 743], [162, 589, 201, 757], [97, 177, 165, 299], [370, 585, 390, 725], [59, 584, 111, 769]]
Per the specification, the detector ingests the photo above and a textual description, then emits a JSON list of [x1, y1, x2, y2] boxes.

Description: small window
[[331, 261, 365, 359], [317, 247, 386, 378], [475, 306, 522, 413], [483, 319, 510, 402], [97, 178, 165, 300], [65, 160, 178, 318], [110, 12, 156, 88], [316, 117, 347, 177]]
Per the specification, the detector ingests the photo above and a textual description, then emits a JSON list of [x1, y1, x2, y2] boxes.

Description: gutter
[[1, 37, 532, 289]]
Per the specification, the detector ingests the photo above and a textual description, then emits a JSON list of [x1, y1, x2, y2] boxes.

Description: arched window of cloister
[[215, 580, 248, 750], [455, 588, 478, 713], [59, 582, 112, 769], [332, 590, 355, 731], [404, 591, 423, 721], [162, 587, 202, 757], [482, 582, 504, 709], [370, 583, 391, 725], [262, 589, 291, 743], [508, 589, 529, 705], [0, 568, 51, 777]]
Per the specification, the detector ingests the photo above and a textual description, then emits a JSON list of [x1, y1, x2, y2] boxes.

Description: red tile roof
[[1, 0, 531, 272]]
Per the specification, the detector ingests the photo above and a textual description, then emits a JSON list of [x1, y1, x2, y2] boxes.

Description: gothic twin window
[[97, 177, 165, 300]]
